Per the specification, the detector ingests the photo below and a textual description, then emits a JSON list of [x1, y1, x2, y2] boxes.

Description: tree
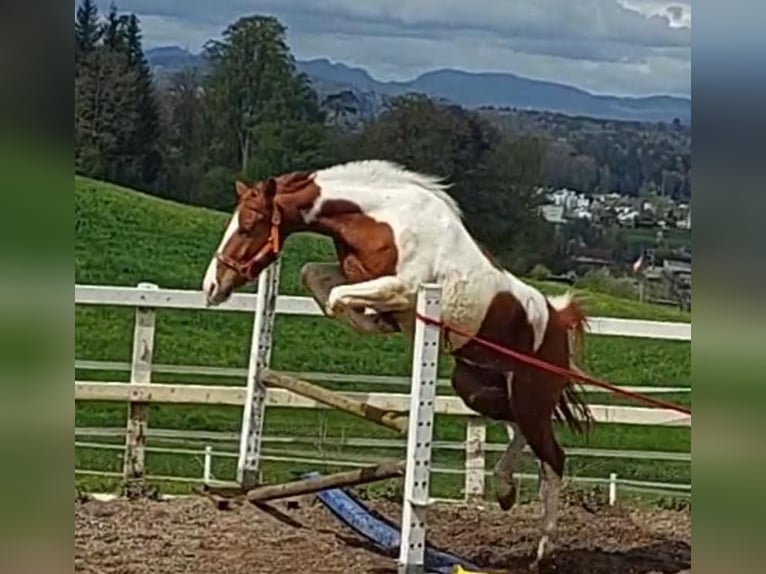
[[160, 69, 210, 204], [347, 94, 551, 272], [74, 0, 102, 62], [203, 15, 325, 177], [124, 13, 162, 189], [74, 5, 161, 192], [351, 94, 498, 191], [102, 3, 128, 53], [470, 134, 554, 271], [75, 47, 140, 181]]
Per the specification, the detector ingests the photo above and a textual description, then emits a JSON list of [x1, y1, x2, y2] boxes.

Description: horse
[[202, 159, 594, 568]]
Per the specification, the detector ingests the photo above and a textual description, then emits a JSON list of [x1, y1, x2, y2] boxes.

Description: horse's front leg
[[300, 263, 400, 334], [327, 275, 412, 316]]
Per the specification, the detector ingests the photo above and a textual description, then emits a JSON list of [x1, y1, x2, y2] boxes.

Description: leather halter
[[216, 208, 282, 282]]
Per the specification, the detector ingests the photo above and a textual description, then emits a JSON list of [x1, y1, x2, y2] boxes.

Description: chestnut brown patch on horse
[[310, 199, 399, 282], [451, 291, 591, 476], [317, 199, 364, 218], [451, 361, 513, 421], [271, 171, 322, 227], [216, 171, 322, 285], [452, 292, 536, 373], [236, 170, 322, 230]]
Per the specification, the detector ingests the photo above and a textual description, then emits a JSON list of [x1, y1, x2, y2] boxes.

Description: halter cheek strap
[[216, 208, 282, 282]]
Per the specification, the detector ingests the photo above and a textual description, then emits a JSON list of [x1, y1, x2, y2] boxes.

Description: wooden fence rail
[[75, 282, 691, 501]]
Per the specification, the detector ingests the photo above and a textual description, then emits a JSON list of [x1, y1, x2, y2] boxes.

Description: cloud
[[618, 1, 692, 29], [90, 0, 692, 96]]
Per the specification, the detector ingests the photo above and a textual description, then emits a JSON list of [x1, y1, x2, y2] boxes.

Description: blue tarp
[[303, 471, 480, 574]]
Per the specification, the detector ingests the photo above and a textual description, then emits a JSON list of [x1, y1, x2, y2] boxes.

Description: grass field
[[621, 226, 692, 251], [74, 177, 691, 500]]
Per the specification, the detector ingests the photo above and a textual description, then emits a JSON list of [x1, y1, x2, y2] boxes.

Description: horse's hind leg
[[494, 420, 527, 511], [534, 460, 563, 568], [300, 262, 400, 334], [450, 362, 522, 510], [510, 370, 565, 569], [490, 372, 528, 511]]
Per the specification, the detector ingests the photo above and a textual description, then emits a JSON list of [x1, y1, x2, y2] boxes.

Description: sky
[[89, 0, 692, 98]]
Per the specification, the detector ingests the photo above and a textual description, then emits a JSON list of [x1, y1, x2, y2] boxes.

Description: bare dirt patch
[[75, 495, 690, 574]]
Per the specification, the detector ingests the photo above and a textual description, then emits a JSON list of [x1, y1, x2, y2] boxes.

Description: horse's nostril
[[204, 281, 218, 302]]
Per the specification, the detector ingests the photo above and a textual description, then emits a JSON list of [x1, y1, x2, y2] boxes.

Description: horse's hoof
[[531, 536, 554, 571], [495, 479, 517, 511]]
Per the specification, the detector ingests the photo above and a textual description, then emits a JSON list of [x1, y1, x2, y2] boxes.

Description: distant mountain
[[146, 46, 205, 71], [146, 47, 690, 124], [298, 59, 690, 124]]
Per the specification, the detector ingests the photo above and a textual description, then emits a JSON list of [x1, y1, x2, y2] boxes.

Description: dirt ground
[[75, 493, 691, 574]]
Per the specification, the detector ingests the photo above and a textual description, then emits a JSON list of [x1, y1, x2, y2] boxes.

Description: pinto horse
[[202, 160, 594, 567]]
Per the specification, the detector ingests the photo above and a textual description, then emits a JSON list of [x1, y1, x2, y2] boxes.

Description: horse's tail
[[548, 292, 594, 436]]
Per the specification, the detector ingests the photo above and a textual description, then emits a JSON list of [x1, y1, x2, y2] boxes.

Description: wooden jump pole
[[261, 370, 408, 434], [245, 459, 405, 502]]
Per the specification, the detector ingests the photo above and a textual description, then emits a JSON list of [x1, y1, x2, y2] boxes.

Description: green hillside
[[75, 176, 690, 320], [75, 177, 691, 498]]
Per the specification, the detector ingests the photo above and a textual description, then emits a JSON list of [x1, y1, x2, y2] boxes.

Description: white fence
[[74, 281, 691, 502]]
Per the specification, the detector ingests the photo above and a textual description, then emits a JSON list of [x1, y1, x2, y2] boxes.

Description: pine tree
[[75, 47, 140, 181], [74, 0, 101, 62], [124, 14, 162, 189], [102, 3, 128, 53]]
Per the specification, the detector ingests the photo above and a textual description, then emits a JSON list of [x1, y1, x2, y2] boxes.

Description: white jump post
[[237, 260, 281, 489], [398, 284, 442, 574], [609, 472, 618, 506]]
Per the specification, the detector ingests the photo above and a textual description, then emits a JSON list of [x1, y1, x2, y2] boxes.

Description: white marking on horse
[[203, 209, 241, 300], [534, 461, 562, 567], [494, 375, 527, 484], [306, 160, 552, 350]]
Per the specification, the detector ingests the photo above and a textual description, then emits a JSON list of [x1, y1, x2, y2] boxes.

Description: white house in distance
[[540, 188, 691, 230], [546, 188, 593, 220]]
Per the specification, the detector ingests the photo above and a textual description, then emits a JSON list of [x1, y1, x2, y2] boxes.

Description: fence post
[[398, 284, 441, 574], [464, 417, 486, 502], [609, 472, 618, 506], [237, 260, 280, 490], [123, 282, 157, 495], [203, 446, 213, 484]]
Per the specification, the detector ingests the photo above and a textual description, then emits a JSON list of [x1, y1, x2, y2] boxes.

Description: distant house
[[540, 204, 566, 225]]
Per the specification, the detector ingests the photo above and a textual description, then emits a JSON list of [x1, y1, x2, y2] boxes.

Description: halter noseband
[[216, 207, 282, 282]]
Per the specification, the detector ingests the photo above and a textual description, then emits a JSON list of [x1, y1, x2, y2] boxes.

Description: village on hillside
[[539, 187, 691, 311]]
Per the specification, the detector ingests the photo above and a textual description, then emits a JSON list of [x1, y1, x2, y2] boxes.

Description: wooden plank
[[73, 427, 691, 462], [585, 316, 690, 341], [75, 284, 259, 313], [75, 382, 690, 426], [244, 459, 405, 502], [75, 381, 247, 405], [262, 371, 408, 434], [75, 284, 691, 341], [75, 360, 694, 395]]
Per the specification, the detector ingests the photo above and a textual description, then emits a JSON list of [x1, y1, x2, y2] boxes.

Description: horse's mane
[[317, 160, 463, 219]]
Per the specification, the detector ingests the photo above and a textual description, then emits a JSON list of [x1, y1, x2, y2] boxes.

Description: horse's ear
[[264, 177, 277, 199], [235, 180, 249, 198]]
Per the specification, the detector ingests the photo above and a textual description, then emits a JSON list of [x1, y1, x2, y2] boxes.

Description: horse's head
[[203, 178, 282, 306]]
